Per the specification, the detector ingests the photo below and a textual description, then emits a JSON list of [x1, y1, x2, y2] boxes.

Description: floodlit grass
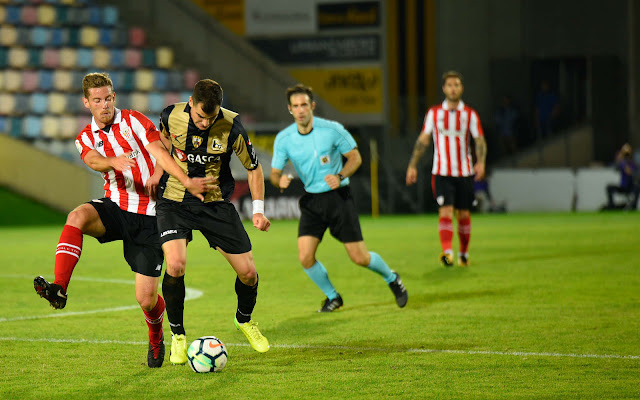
[[1, 211, 639, 399]]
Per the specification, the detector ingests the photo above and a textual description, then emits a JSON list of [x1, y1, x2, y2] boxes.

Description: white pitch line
[[0, 337, 637, 360], [0, 274, 202, 323]]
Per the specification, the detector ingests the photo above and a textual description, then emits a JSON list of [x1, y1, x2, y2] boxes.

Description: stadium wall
[[491, 167, 619, 212], [0, 135, 103, 213]]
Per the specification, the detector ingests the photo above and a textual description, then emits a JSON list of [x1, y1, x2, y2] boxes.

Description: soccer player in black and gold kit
[[156, 79, 271, 362]]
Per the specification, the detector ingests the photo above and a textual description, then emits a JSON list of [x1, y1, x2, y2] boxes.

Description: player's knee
[[137, 294, 156, 311], [299, 254, 315, 269], [350, 252, 370, 267], [66, 207, 91, 231], [165, 256, 187, 276], [238, 268, 257, 285]]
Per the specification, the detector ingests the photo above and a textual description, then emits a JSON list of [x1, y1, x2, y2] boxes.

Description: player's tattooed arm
[[405, 133, 430, 186], [408, 133, 430, 168]]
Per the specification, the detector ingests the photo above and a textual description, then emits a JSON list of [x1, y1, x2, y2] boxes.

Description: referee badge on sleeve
[[320, 155, 330, 165]]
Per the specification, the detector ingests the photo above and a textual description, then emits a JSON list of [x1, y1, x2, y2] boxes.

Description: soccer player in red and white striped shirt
[[406, 71, 487, 267], [33, 72, 215, 368]]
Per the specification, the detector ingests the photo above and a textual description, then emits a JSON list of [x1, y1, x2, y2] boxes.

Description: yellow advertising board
[[191, 0, 245, 36], [288, 67, 383, 114]]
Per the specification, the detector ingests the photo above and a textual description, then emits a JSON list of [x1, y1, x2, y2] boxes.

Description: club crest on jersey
[[212, 140, 223, 151], [75, 140, 82, 153], [192, 136, 203, 148], [320, 155, 330, 165], [120, 127, 131, 141]]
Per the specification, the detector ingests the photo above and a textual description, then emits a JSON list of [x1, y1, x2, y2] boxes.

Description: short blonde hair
[[82, 72, 113, 99]]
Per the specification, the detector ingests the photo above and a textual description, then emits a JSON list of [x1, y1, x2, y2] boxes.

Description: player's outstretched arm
[[406, 132, 431, 186], [83, 149, 136, 173], [145, 140, 217, 201], [248, 163, 270, 232]]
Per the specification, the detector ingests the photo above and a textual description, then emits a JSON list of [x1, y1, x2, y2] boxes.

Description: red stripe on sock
[[54, 225, 83, 291], [458, 217, 471, 254], [438, 217, 453, 252], [144, 295, 165, 344]]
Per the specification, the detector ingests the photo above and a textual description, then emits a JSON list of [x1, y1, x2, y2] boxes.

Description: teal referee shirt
[[272, 117, 357, 194]]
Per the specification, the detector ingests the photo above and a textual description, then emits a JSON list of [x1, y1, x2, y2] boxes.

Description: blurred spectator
[[473, 174, 506, 213], [605, 143, 639, 210], [494, 95, 520, 156], [534, 80, 560, 139]]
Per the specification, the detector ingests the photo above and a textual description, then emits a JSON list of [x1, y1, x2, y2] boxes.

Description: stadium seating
[[0, 0, 201, 164]]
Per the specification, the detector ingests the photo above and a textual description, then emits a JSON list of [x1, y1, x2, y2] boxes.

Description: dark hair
[[192, 79, 223, 114], [286, 83, 314, 104], [442, 70, 464, 86], [82, 72, 113, 98]]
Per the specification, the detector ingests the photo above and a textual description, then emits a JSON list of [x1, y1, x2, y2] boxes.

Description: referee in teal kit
[[270, 83, 408, 312]]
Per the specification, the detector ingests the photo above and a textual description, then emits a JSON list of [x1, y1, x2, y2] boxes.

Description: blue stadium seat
[[0, 47, 7, 68], [76, 47, 92, 68], [168, 70, 183, 91], [99, 27, 114, 46], [67, 93, 84, 113], [10, 117, 22, 138], [28, 47, 42, 67], [142, 48, 155, 68], [30, 93, 49, 114], [55, 5, 68, 25], [103, 6, 119, 26], [0, 116, 7, 134], [50, 27, 67, 46], [30, 26, 50, 46], [6, 6, 21, 24], [17, 26, 31, 46], [15, 94, 30, 114], [148, 92, 165, 114], [23, 115, 43, 138], [122, 70, 135, 92], [67, 27, 79, 46], [87, 5, 101, 25], [153, 69, 168, 90], [109, 48, 124, 67], [39, 70, 53, 91], [112, 29, 128, 47]]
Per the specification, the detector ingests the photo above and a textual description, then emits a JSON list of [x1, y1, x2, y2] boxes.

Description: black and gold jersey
[[158, 102, 259, 204]]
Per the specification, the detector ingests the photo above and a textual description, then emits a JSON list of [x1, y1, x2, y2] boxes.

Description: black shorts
[[298, 186, 363, 243], [156, 200, 251, 254], [431, 175, 475, 210], [89, 198, 164, 278]]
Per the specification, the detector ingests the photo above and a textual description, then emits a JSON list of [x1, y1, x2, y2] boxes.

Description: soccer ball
[[186, 336, 228, 373]]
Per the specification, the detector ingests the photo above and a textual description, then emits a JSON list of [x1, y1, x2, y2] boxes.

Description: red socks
[[54, 225, 83, 291], [458, 217, 471, 254], [438, 217, 453, 253], [143, 295, 165, 345]]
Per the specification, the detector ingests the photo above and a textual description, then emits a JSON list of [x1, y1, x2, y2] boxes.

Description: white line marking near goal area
[[0, 336, 637, 360], [0, 274, 202, 323]]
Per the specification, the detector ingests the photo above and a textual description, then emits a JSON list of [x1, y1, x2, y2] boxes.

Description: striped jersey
[[422, 100, 484, 177], [158, 102, 258, 204], [75, 108, 160, 216]]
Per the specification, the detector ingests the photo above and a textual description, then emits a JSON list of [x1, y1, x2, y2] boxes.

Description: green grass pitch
[[1, 204, 639, 398]]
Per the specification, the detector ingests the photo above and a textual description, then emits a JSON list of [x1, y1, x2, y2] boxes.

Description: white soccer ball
[[187, 336, 228, 373]]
